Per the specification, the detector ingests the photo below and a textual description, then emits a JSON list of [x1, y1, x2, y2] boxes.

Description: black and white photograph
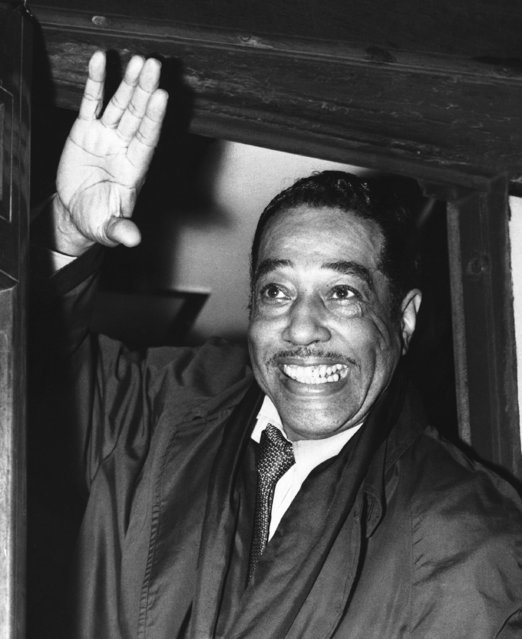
[[0, 0, 521, 637]]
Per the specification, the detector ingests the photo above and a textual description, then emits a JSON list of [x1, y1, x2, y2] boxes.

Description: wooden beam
[[445, 177, 522, 479], [31, 6, 522, 185], [0, 2, 31, 636]]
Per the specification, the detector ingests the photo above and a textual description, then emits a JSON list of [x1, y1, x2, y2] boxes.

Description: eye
[[259, 283, 288, 301], [329, 285, 358, 301]]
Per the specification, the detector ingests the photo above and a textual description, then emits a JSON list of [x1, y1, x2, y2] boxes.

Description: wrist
[[51, 194, 95, 257]]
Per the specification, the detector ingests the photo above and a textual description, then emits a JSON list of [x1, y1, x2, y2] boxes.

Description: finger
[[101, 55, 146, 128], [117, 57, 162, 142], [127, 89, 169, 170], [105, 217, 142, 248], [78, 50, 106, 121]]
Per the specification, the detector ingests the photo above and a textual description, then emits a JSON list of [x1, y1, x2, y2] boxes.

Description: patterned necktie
[[248, 423, 295, 583]]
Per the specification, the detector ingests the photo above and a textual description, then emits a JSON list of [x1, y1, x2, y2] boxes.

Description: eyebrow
[[254, 259, 292, 282], [254, 258, 374, 290], [321, 261, 374, 289]]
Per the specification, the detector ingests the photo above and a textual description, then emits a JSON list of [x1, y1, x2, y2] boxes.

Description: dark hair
[[250, 170, 422, 312]]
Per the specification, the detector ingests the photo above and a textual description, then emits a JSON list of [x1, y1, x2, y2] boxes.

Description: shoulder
[[404, 426, 522, 527], [147, 337, 250, 385], [398, 428, 522, 630], [98, 333, 251, 387], [115, 336, 253, 410]]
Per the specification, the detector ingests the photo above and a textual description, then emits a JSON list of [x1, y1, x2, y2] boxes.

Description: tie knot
[[258, 424, 295, 483]]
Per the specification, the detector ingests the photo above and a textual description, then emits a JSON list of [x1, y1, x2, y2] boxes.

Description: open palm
[[54, 51, 168, 254]]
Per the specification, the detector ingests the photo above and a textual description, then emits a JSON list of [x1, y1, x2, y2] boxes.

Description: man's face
[[248, 205, 421, 441]]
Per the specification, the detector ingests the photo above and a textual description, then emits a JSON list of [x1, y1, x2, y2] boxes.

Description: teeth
[[282, 363, 348, 385]]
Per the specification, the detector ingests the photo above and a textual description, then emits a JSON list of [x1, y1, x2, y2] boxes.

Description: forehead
[[257, 205, 385, 271]]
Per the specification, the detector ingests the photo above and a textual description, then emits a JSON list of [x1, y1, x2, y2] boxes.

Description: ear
[[399, 289, 422, 354]]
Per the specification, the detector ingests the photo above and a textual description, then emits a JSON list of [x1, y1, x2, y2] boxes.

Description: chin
[[277, 402, 361, 441], [284, 421, 358, 441]]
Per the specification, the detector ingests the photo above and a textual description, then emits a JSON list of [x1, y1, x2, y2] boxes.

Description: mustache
[[266, 348, 356, 367]]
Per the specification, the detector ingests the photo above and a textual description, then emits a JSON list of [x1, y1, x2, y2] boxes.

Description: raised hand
[[53, 50, 168, 255]]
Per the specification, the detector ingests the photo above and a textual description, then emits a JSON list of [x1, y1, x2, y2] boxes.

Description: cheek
[[364, 302, 400, 345], [374, 314, 401, 355], [336, 310, 400, 360], [363, 317, 402, 378], [248, 317, 277, 368], [249, 299, 287, 334]]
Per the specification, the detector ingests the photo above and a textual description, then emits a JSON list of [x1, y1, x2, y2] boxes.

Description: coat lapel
[[224, 368, 408, 639], [188, 383, 263, 639]]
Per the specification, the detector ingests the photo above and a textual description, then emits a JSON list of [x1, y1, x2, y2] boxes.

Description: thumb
[[105, 217, 142, 247]]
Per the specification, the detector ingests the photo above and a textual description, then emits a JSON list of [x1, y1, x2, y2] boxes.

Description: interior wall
[[509, 196, 522, 449], [164, 141, 365, 342]]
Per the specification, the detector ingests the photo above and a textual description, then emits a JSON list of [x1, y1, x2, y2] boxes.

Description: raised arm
[[52, 50, 168, 256]]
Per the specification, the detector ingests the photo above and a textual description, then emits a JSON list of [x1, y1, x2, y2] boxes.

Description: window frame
[[32, 5, 522, 480]]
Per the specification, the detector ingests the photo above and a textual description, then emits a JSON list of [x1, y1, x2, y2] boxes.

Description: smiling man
[[31, 52, 522, 639], [248, 193, 421, 441]]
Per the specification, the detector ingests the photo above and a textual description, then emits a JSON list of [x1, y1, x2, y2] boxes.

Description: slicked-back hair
[[249, 170, 422, 315]]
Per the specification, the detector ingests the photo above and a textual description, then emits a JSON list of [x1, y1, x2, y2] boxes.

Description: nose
[[282, 295, 331, 345]]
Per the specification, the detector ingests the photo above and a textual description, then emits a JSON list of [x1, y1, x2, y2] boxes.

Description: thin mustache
[[267, 349, 356, 367]]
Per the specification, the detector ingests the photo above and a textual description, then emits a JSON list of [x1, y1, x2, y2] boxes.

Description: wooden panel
[[0, 87, 13, 232], [445, 179, 521, 478], [0, 2, 32, 637], [0, 102, 4, 204], [31, 7, 522, 185], [0, 278, 22, 638], [28, 0, 522, 60]]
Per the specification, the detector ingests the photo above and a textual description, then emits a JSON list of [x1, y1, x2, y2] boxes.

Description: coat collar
[[190, 354, 427, 542], [361, 380, 427, 537]]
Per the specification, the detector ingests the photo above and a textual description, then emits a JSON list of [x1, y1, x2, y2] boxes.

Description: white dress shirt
[[251, 396, 362, 540]]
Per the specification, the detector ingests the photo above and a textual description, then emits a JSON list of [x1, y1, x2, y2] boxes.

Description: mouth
[[281, 363, 349, 385]]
